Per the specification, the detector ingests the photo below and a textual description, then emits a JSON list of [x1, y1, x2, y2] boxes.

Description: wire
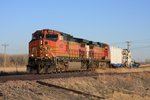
[[131, 45, 150, 49], [110, 39, 150, 45]]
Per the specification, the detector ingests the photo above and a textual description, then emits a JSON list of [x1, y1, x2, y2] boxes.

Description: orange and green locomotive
[[27, 29, 110, 73]]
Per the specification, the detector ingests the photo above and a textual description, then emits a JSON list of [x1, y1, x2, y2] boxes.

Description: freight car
[[27, 29, 110, 73]]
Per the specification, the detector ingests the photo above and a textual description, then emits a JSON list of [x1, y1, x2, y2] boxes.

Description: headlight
[[31, 54, 34, 57], [40, 40, 43, 45]]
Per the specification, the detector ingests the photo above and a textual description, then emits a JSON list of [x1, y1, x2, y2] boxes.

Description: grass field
[[0, 66, 26, 73], [0, 64, 149, 73]]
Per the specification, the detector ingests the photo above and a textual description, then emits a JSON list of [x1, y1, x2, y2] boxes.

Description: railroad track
[[0, 71, 97, 83], [0, 70, 150, 83]]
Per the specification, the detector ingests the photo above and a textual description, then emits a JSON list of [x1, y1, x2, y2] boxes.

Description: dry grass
[[0, 65, 150, 73], [0, 66, 26, 73], [141, 64, 150, 67], [95, 67, 150, 73]]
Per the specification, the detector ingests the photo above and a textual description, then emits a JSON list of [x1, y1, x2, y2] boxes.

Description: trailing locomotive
[[27, 29, 110, 73]]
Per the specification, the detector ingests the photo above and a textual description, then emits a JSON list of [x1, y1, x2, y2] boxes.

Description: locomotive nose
[[29, 39, 46, 58]]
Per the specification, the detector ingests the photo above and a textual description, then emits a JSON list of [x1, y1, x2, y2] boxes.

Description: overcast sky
[[0, 0, 150, 61]]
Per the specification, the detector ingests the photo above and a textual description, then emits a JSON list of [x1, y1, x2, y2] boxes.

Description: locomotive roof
[[34, 29, 108, 47]]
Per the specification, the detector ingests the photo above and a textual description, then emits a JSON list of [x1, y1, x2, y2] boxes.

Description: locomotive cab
[[28, 30, 57, 73], [29, 30, 61, 59], [27, 29, 69, 73]]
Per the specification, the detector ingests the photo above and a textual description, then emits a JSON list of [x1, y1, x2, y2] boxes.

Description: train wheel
[[45, 65, 48, 73], [81, 60, 87, 70], [99, 62, 107, 68], [106, 62, 110, 68], [64, 62, 69, 71], [37, 64, 46, 74], [87, 60, 96, 71]]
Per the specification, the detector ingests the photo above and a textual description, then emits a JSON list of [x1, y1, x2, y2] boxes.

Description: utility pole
[[125, 41, 132, 68], [126, 41, 131, 51], [2, 44, 9, 70]]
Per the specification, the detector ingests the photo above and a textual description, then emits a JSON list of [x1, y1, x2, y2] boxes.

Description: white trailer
[[110, 46, 136, 67], [110, 46, 123, 67]]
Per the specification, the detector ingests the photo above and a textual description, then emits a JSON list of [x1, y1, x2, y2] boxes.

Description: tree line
[[0, 53, 149, 67], [0, 54, 28, 67]]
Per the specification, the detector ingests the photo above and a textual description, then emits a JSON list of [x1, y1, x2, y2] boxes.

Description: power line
[[131, 45, 150, 49], [110, 39, 150, 45]]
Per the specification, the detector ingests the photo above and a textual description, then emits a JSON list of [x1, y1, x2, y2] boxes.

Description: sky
[[0, 0, 150, 61]]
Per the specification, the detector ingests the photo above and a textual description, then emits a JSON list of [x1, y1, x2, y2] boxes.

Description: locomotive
[[27, 29, 111, 73]]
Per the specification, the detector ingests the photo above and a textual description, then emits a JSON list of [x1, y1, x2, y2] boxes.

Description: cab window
[[32, 33, 44, 40], [46, 34, 58, 41]]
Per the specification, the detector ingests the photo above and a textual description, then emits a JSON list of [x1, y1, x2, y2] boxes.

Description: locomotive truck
[[27, 29, 138, 73]]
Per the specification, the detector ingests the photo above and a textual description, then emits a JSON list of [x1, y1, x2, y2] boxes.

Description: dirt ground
[[0, 66, 150, 100]]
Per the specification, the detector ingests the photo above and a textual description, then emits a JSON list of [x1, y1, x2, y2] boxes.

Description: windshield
[[32, 33, 44, 40], [46, 34, 58, 41]]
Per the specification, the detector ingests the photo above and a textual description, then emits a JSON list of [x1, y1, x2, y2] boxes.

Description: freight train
[[27, 29, 138, 73]]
